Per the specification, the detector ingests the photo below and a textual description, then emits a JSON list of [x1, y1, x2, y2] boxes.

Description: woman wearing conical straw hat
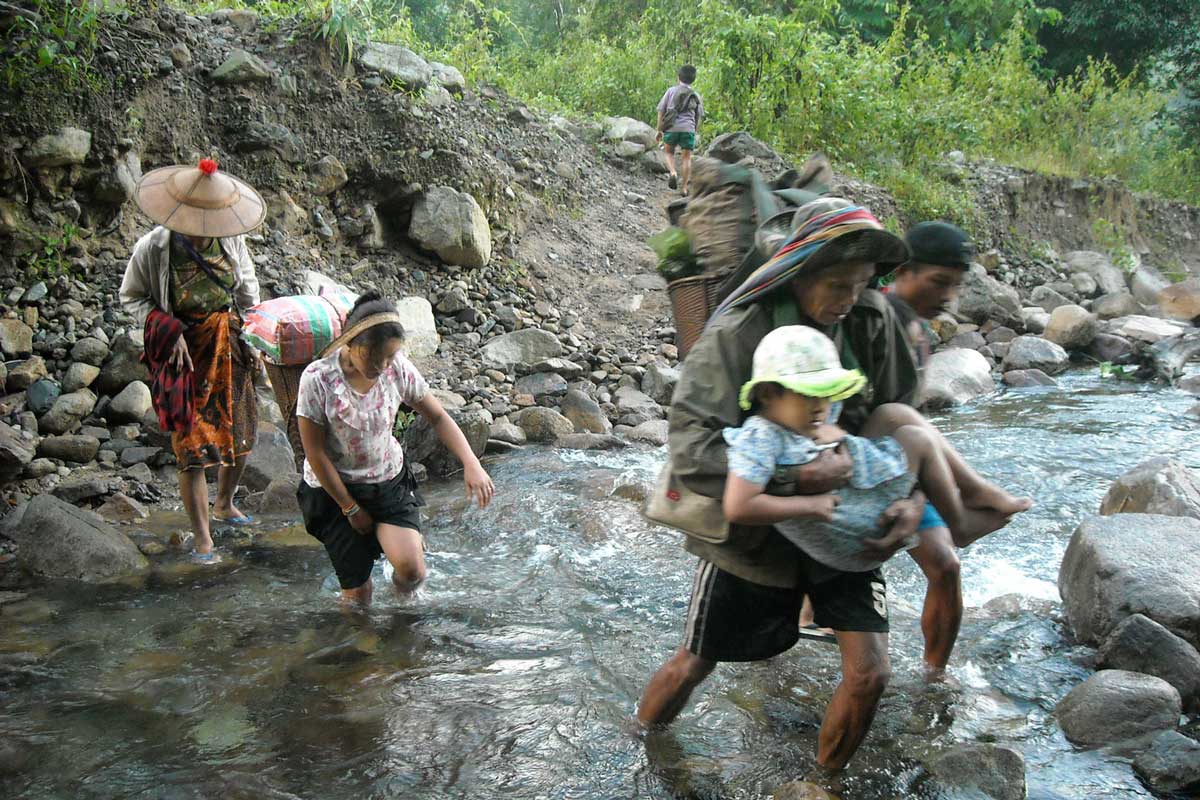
[[120, 158, 265, 562]]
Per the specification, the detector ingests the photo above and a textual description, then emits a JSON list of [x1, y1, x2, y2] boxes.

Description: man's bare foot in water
[[962, 483, 1033, 518]]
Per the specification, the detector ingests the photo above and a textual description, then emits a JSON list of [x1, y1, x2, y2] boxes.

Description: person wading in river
[[637, 197, 1027, 774], [121, 158, 265, 563], [296, 292, 495, 606]]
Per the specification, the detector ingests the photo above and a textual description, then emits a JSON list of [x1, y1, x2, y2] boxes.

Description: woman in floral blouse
[[296, 292, 494, 605]]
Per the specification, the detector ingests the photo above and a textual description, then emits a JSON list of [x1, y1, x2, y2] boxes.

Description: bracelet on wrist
[[341, 502, 360, 517]]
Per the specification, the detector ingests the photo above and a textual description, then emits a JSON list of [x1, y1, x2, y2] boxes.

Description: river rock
[[1088, 333, 1137, 364], [107, 381, 153, 424], [0, 421, 35, 481], [39, 389, 97, 436], [1058, 513, 1200, 647], [27, 379, 60, 416], [1158, 278, 1200, 323], [481, 329, 562, 371], [603, 116, 657, 148], [947, 331, 986, 350], [309, 155, 348, 196], [1131, 267, 1170, 307], [1069, 272, 1097, 298], [1043, 305, 1098, 349], [119, 446, 162, 467], [1092, 290, 1140, 320], [358, 42, 432, 90], [260, 474, 302, 515], [1099, 614, 1200, 712], [641, 363, 680, 405], [1065, 251, 1127, 295], [629, 420, 669, 446], [0, 319, 33, 358], [772, 782, 838, 800], [1030, 285, 1072, 313], [409, 186, 492, 268], [1110, 315, 1186, 344], [8, 356, 47, 391], [97, 492, 150, 523], [512, 407, 573, 442], [211, 49, 273, 83], [614, 386, 663, 426], [243, 422, 298, 491], [928, 743, 1026, 800], [1019, 307, 1049, 334], [1056, 670, 1180, 745], [61, 362, 100, 394], [393, 297, 439, 361], [403, 408, 489, 477], [560, 389, 610, 434], [26, 126, 92, 167], [920, 348, 995, 408], [957, 266, 1021, 325], [1000, 336, 1068, 375], [9, 494, 149, 581], [530, 358, 584, 380], [1133, 730, 1200, 795], [1100, 457, 1200, 519], [514, 372, 568, 401], [706, 131, 780, 164], [489, 418, 526, 445], [557, 433, 626, 450], [1002, 368, 1057, 388], [94, 334, 150, 396], [430, 61, 465, 94]]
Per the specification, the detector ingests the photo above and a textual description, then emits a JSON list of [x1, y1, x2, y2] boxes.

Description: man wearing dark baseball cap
[[884, 220, 973, 681]]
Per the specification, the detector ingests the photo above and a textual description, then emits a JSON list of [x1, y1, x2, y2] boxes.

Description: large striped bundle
[[242, 293, 357, 365]]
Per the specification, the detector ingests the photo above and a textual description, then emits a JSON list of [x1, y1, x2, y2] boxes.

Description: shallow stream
[[2, 373, 1199, 799]]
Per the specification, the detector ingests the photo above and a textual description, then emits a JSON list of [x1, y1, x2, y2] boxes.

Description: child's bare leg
[[862, 404, 1030, 517], [891, 424, 1012, 547]]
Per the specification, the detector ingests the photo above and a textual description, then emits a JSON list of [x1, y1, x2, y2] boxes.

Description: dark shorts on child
[[297, 466, 424, 590], [662, 131, 696, 150], [683, 557, 889, 662]]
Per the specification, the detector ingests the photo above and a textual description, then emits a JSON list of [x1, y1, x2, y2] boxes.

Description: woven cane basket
[[668, 274, 725, 359]]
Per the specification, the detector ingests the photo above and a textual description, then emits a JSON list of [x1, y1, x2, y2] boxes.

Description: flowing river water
[[2, 372, 1199, 799]]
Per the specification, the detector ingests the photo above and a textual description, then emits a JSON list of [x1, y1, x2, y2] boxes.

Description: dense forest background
[[5, 0, 1199, 215]]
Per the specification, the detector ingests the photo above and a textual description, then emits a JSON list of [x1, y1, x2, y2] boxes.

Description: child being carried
[[722, 325, 1031, 573]]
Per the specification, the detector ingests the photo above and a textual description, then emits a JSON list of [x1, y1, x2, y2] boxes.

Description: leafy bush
[[1, 0, 104, 92]]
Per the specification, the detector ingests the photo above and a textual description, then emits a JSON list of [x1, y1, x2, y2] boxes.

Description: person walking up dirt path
[[655, 65, 703, 196]]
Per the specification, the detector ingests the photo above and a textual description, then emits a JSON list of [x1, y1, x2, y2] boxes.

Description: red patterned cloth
[[143, 309, 195, 434]]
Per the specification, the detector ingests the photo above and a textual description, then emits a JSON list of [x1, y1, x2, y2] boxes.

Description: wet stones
[[8, 493, 149, 581], [559, 389, 610, 434], [919, 348, 995, 408], [1000, 336, 1068, 375], [1056, 670, 1180, 745], [928, 743, 1027, 800], [1133, 731, 1200, 795], [1002, 368, 1057, 388], [511, 406, 573, 442], [243, 422, 298, 492], [403, 407, 490, 476], [1100, 457, 1200, 520], [1099, 614, 1200, 712]]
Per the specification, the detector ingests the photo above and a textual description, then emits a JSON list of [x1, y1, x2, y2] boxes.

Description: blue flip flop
[[212, 514, 255, 526], [190, 550, 222, 564]]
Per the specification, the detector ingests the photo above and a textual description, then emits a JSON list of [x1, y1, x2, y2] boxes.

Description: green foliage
[[393, 406, 416, 438], [1, 0, 104, 92], [26, 223, 81, 281], [1038, 0, 1199, 77], [1091, 217, 1137, 274], [1098, 361, 1137, 381]]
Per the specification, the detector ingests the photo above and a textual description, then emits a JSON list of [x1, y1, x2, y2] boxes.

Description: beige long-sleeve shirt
[[119, 226, 261, 328]]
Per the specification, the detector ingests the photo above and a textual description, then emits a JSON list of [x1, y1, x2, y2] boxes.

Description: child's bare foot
[[962, 483, 1032, 517], [952, 507, 1018, 547]]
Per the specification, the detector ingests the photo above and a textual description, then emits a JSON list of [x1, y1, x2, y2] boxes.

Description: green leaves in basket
[[648, 227, 700, 282]]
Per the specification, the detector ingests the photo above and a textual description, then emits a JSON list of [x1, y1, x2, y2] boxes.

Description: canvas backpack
[[659, 86, 700, 132]]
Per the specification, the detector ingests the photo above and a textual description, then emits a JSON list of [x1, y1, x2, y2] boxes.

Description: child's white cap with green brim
[[739, 325, 867, 410]]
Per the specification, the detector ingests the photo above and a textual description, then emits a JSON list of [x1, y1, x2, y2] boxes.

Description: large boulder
[[0, 421, 35, 482], [1000, 336, 1069, 375], [1100, 457, 1200, 519], [1003, 368, 1057, 388], [107, 381, 153, 424], [480, 329, 562, 371], [956, 266, 1021, 326], [409, 186, 492, 268], [404, 407, 489, 476], [429, 61, 466, 94], [1043, 304, 1098, 349], [603, 116, 657, 149], [394, 297, 440, 361], [8, 494, 149, 581], [704, 131, 780, 165], [1159, 278, 1200, 322], [38, 389, 98, 436], [641, 362, 680, 405], [1109, 314, 1186, 344], [560, 389, 611, 434], [1056, 670, 1180, 745], [37, 434, 100, 463], [62, 362, 100, 394], [94, 334, 150, 397], [919, 348, 995, 408], [1088, 332, 1137, 364], [1131, 266, 1171, 307], [1092, 290, 1141, 320], [512, 406, 574, 442], [26, 126, 92, 167], [928, 744, 1026, 800], [1058, 513, 1200, 647], [358, 42, 432, 90], [1029, 285, 1072, 313], [1133, 731, 1200, 796], [242, 422, 298, 492], [1065, 251, 1127, 295], [1099, 614, 1200, 712]]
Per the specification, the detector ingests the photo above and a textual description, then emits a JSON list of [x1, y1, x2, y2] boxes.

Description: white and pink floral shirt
[[296, 350, 428, 487]]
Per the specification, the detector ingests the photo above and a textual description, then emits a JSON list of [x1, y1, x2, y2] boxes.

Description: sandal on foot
[[667, 174, 677, 190], [190, 550, 223, 565], [212, 514, 255, 526], [797, 623, 837, 645]]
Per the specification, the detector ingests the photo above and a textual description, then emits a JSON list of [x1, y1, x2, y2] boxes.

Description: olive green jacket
[[666, 289, 919, 588]]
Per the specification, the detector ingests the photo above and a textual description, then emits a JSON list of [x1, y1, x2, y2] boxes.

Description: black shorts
[[297, 467, 424, 590], [683, 559, 889, 662]]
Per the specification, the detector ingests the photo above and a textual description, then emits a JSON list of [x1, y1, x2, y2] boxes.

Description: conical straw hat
[[133, 159, 265, 238]]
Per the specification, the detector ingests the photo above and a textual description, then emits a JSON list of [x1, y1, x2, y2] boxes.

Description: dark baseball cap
[[904, 221, 973, 269]]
